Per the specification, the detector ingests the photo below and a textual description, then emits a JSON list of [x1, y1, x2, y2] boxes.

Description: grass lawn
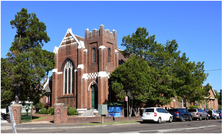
[[21, 116, 46, 122], [32, 116, 46, 120], [80, 121, 139, 126]]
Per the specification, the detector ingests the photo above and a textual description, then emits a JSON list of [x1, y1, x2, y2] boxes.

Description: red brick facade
[[52, 25, 119, 110]]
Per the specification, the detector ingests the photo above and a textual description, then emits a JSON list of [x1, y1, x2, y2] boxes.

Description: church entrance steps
[[78, 109, 98, 117]]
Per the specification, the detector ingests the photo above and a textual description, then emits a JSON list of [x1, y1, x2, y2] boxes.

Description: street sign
[[125, 96, 128, 101]]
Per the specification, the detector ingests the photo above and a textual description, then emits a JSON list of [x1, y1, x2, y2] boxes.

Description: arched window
[[92, 48, 96, 63], [108, 48, 111, 63], [63, 60, 74, 95]]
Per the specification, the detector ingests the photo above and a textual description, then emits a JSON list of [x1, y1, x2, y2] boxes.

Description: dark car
[[168, 108, 192, 122], [216, 110, 222, 119], [207, 110, 220, 119]]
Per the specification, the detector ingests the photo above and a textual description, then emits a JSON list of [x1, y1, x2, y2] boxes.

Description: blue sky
[[1, 1, 221, 92]]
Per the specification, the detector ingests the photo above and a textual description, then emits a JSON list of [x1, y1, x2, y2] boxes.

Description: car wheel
[[181, 116, 185, 122], [158, 117, 162, 124], [206, 116, 209, 120], [215, 116, 217, 120], [169, 117, 173, 123], [199, 116, 202, 121], [189, 116, 192, 121]]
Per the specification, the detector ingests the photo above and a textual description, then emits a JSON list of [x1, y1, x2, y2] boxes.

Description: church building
[[51, 25, 124, 112]]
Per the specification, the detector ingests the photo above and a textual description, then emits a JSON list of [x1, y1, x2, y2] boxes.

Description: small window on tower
[[92, 48, 96, 63], [108, 48, 111, 63]]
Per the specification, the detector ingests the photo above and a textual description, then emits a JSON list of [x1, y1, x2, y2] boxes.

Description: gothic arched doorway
[[91, 84, 98, 109]]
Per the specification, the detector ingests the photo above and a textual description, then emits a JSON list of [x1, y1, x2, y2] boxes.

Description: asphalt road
[[2, 119, 221, 133]]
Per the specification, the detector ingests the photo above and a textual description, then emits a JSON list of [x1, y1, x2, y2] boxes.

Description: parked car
[[168, 108, 192, 122], [207, 110, 220, 119], [188, 108, 209, 120], [216, 110, 222, 119], [142, 107, 173, 124]]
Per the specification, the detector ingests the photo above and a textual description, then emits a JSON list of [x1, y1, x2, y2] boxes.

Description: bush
[[39, 108, 49, 114], [189, 105, 199, 109], [35, 102, 45, 109], [67, 107, 78, 115], [48, 107, 54, 115]]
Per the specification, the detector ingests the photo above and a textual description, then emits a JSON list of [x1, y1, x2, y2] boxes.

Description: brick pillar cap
[[11, 104, 22, 107], [54, 103, 65, 106]]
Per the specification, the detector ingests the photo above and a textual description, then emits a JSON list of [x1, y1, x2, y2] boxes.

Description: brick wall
[[67, 116, 113, 123]]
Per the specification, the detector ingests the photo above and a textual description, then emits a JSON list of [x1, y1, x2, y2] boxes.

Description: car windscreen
[[188, 109, 196, 112], [213, 110, 217, 113], [144, 109, 154, 112]]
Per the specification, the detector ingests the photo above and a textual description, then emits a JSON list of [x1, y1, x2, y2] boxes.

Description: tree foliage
[[1, 58, 14, 108], [109, 55, 157, 116], [110, 27, 210, 112], [1, 8, 55, 105]]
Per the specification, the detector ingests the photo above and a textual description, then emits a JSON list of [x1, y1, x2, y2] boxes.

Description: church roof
[[54, 28, 85, 54]]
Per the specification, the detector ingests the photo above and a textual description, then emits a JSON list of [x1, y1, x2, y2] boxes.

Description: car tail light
[[213, 113, 214, 116], [196, 112, 199, 115], [175, 112, 179, 114], [154, 112, 157, 117]]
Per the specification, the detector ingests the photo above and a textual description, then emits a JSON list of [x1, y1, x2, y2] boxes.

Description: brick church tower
[[52, 25, 119, 111]]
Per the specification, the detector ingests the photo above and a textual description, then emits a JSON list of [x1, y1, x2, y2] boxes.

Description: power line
[[205, 69, 222, 72]]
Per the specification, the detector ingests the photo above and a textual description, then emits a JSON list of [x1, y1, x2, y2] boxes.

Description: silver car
[[188, 108, 209, 121]]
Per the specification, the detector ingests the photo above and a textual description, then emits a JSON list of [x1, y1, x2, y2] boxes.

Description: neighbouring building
[[162, 88, 218, 110]]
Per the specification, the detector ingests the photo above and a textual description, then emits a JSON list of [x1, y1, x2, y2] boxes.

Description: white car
[[142, 107, 173, 123]]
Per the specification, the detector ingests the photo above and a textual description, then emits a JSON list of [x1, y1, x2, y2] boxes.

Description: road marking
[[140, 125, 216, 133]]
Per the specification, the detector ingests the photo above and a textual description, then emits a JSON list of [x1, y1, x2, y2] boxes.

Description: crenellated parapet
[[85, 25, 116, 40], [87, 28, 100, 39], [104, 29, 115, 39]]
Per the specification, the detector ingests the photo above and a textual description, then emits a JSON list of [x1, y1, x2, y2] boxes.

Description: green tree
[[1, 58, 14, 108], [172, 53, 210, 104], [118, 27, 209, 107], [109, 55, 157, 116], [214, 89, 221, 106], [121, 27, 179, 107], [3, 8, 55, 105]]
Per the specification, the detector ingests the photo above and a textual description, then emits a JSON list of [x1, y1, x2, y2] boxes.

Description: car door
[[184, 109, 190, 119], [162, 109, 170, 121], [156, 108, 163, 120], [201, 109, 207, 118]]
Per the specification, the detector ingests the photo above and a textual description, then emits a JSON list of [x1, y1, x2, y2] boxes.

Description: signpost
[[125, 96, 129, 122], [9, 106, 17, 133]]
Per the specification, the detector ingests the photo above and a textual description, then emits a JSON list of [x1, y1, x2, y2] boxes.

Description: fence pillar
[[54, 103, 67, 123], [11, 104, 22, 124]]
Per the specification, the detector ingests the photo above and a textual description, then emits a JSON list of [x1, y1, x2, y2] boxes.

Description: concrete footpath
[[1, 120, 140, 131]]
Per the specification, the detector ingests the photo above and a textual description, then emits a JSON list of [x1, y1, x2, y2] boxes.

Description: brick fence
[[67, 116, 113, 123], [54, 103, 142, 124]]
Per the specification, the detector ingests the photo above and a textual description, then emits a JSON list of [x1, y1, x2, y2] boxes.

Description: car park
[[142, 107, 173, 124], [207, 110, 220, 119], [188, 108, 209, 120], [216, 110, 222, 119], [168, 108, 192, 122]]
